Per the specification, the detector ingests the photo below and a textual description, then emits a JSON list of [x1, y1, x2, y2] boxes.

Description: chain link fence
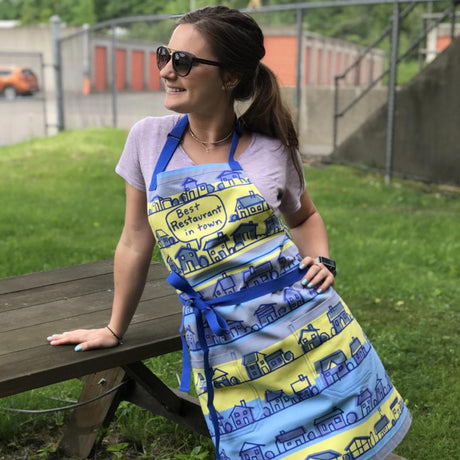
[[2, 0, 454, 182], [54, 2, 397, 155]]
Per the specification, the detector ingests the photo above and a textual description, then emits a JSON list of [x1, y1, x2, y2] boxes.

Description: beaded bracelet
[[106, 325, 123, 345]]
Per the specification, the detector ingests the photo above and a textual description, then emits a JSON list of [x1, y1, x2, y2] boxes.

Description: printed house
[[154, 229, 176, 248], [327, 301, 352, 334], [265, 389, 295, 413], [390, 396, 403, 420], [148, 194, 174, 214], [277, 252, 297, 272], [254, 303, 277, 326], [213, 273, 236, 297], [374, 377, 386, 405], [184, 325, 198, 350], [374, 413, 391, 439], [315, 350, 350, 387], [298, 323, 323, 352], [224, 319, 247, 341], [291, 373, 316, 399], [232, 221, 258, 244], [283, 287, 305, 309], [180, 177, 213, 201], [314, 407, 346, 436], [345, 435, 374, 458], [265, 214, 283, 235], [234, 191, 269, 219], [275, 426, 307, 454], [217, 170, 246, 188], [212, 368, 231, 388], [230, 400, 256, 430], [350, 336, 367, 365], [203, 231, 230, 262], [243, 261, 276, 287], [239, 442, 265, 460], [174, 245, 201, 273], [356, 388, 373, 417]]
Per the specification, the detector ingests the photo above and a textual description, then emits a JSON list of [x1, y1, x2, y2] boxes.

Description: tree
[[0, 0, 23, 20]]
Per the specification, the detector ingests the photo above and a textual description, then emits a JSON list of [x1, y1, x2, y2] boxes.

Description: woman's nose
[[160, 59, 175, 78]]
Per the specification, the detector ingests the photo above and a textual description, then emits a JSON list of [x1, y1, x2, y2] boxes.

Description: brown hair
[[178, 6, 303, 178]]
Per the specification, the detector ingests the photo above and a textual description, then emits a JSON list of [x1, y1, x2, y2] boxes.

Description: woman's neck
[[187, 111, 236, 144]]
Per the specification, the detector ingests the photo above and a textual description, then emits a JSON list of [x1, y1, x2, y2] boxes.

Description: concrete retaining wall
[[332, 36, 460, 186]]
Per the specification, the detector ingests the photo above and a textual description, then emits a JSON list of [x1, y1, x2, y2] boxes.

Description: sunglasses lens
[[156, 47, 194, 76], [156, 47, 170, 70], [173, 52, 193, 77]]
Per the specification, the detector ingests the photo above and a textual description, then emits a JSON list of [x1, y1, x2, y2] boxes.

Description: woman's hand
[[46, 327, 120, 352], [299, 256, 335, 294]]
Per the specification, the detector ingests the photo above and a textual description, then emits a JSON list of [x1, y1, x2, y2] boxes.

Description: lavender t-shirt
[[115, 115, 305, 216]]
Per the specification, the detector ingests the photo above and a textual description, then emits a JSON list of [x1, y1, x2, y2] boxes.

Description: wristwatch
[[316, 256, 337, 277]]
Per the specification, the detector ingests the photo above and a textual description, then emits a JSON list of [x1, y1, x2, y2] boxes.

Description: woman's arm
[[283, 189, 335, 293], [47, 182, 156, 351]]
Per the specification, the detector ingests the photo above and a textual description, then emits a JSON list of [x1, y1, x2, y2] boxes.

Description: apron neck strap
[[227, 118, 243, 171], [149, 115, 189, 191], [149, 114, 242, 191]]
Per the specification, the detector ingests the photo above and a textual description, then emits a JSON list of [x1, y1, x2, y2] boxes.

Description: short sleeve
[[278, 148, 306, 216], [115, 120, 146, 191]]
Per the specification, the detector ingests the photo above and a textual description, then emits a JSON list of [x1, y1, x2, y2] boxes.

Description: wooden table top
[[0, 260, 182, 398]]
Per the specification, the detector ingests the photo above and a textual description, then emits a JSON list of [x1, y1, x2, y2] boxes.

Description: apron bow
[[169, 270, 229, 337]]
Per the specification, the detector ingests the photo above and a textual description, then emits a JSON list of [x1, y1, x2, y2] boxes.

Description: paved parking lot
[[0, 91, 172, 147]]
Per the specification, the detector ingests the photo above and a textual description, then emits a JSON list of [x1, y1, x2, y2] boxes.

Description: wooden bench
[[0, 259, 208, 458]]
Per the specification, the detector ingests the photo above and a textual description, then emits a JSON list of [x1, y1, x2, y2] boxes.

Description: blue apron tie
[[169, 271, 230, 337], [168, 271, 228, 458]]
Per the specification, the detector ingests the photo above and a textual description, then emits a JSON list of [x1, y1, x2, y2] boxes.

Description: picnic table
[[0, 259, 208, 458]]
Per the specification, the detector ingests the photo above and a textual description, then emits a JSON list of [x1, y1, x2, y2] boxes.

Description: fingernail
[[301, 279, 307, 286], [317, 288, 323, 294], [47, 334, 57, 340], [307, 282, 314, 288], [299, 263, 305, 270], [50, 341, 56, 345], [74, 345, 82, 352]]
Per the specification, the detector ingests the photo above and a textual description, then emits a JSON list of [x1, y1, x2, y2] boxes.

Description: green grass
[[1, 129, 459, 459]]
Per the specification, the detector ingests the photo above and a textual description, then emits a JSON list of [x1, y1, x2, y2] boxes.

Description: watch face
[[317, 257, 336, 275]]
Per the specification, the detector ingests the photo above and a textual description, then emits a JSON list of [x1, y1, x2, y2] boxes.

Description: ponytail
[[239, 63, 304, 183]]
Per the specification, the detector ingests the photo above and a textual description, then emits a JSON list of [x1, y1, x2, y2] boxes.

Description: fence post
[[82, 24, 91, 95], [333, 75, 340, 149], [385, 1, 400, 185], [451, 0, 459, 40], [295, 8, 304, 130], [38, 53, 48, 136], [50, 15, 64, 132], [111, 26, 118, 129]]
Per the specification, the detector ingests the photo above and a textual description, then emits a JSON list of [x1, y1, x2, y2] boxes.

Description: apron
[[147, 115, 411, 460]]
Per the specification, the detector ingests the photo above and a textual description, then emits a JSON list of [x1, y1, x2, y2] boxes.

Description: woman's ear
[[221, 72, 240, 91]]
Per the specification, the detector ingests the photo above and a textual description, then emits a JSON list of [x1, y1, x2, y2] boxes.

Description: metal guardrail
[[333, 0, 459, 183]]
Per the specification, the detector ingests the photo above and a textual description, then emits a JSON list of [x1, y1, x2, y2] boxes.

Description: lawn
[[0, 129, 459, 459]]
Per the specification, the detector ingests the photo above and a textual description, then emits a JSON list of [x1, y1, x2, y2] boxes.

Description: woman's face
[[160, 24, 231, 116]]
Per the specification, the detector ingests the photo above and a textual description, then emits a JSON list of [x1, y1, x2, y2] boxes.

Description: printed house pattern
[[148, 163, 411, 459]]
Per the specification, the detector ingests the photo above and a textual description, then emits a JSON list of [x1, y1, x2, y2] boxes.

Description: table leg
[[58, 367, 127, 458], [123, 361, 209, 437]]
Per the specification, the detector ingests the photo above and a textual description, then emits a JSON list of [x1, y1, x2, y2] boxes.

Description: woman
[[48, 6, 411, 459]]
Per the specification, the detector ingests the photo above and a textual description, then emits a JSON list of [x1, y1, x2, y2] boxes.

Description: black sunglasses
[[156, 46, 222, 77]]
